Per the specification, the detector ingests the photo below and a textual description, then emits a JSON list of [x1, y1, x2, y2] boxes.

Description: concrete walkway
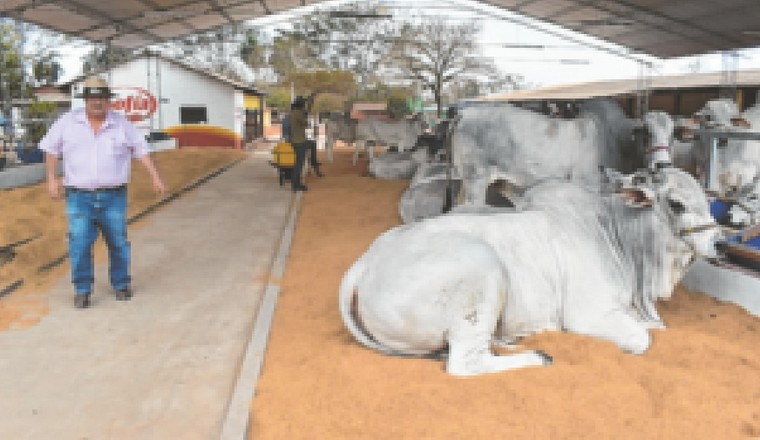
[[0, 152, 294, 439]]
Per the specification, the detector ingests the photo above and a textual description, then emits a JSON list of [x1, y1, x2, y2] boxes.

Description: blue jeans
[[65, 187, 130, 295], [291, 142, 308, 188]]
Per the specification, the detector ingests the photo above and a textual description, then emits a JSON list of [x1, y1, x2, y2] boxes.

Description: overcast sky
[[56, 0, 760, 89]]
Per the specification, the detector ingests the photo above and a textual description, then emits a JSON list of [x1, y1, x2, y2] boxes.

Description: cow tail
[[338, 257, 390, 354], [339, 257, 446, 360]]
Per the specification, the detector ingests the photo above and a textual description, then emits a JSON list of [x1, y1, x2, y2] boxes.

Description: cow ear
[[618, 187, 655, 207]]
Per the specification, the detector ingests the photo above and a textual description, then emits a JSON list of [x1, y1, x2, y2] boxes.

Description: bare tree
[[153, 26, 256, 83], [267, 31, 327, 80], [289, 2, 395, 87], [384, 19, 502, 117]]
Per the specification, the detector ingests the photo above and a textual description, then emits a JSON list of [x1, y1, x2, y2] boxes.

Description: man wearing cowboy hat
[[40, 75, 166, 309]]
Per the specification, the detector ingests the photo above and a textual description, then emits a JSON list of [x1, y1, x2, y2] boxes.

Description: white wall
[[71, 56, 238, 137], [156, 59, 235, 130]]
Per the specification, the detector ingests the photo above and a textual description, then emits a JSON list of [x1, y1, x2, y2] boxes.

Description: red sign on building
[[110, 87, 158, 122]]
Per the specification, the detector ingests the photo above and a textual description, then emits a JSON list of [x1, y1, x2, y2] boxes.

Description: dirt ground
[[0, 147, 246, 331], [251, 149, 760, 439]]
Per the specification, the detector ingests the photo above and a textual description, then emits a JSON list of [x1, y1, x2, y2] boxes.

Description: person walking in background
[[289, 96, 310, 192], [40, 76, 166, 309]]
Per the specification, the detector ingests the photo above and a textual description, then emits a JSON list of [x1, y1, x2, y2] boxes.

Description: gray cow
[[324, 115, 425, 166], [324, 115, 356, 163]]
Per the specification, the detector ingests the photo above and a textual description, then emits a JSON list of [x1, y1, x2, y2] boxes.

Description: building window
[[180, 106, 207, 124]]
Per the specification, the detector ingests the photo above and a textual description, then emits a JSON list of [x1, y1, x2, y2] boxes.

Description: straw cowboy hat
[[77, 76, 116, 98]]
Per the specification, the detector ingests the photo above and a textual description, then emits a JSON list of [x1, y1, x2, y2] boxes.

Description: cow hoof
[[535, 350, 553, 366]]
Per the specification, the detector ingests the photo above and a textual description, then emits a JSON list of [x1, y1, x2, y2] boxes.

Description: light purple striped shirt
[[39, 108, 150, 190]]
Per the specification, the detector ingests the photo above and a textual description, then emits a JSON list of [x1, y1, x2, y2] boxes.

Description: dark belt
[[65, 184, 127, 193]]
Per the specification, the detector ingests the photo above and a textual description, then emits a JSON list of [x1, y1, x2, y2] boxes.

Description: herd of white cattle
[[333, 97, 758, 376]]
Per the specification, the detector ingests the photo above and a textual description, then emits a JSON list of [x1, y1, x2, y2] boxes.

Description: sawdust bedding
[[252, 149, 760, 440]]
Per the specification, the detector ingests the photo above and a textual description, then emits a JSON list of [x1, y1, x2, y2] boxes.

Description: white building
[[66, 52, 265, 150]]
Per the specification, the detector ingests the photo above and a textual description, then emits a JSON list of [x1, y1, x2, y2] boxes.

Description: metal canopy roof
[[480, 0, 760, 59], [0, 0, 323, 49], [1, 0, 760, 58]]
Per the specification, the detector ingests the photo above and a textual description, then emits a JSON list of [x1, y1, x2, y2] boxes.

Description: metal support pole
[[443, 112, 460, 213], [707, 136, 719, 192], [720, 51, 738, 101], [636, 61, 651, 119], [444, 125, 452, 213]]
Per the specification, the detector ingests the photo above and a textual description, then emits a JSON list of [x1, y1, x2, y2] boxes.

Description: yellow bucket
[[271, 141, 295, 167]]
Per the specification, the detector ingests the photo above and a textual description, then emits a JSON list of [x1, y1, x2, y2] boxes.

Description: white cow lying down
[[339, 168, 720, 376], [368, 148, 428, 180]]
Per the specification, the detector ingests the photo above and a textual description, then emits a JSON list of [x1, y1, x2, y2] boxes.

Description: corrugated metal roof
[[0, 0, 321, 49], [481, 68, 760, 101], [478, 0, 760, 59], [1, 1, 760, 59]]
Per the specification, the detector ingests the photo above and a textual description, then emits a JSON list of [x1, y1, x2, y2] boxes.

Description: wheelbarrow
[[270, 141, 296, 186]]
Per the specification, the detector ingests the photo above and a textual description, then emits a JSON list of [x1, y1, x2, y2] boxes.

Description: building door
[[245, 109, 259, 141]]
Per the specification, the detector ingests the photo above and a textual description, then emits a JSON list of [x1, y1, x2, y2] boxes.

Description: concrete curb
[[220, 191, 302, 440]]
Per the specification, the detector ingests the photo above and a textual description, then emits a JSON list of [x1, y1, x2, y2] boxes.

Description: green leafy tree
[[82, 44, 134, 74], [0, 19, 64, 148], [1, 21, 28, 138], [24, 24, 68, 86], [312, 93, 346, 115], [265, 86, 292, 111], [32, 55, 62, 85], [0, 20, 65, 91], [351, 83, 414, 119], [286, 70, 357, 97], [0, 22, 27, 99], [276, 70, 358, 114], [387, 95, 409, 119]]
